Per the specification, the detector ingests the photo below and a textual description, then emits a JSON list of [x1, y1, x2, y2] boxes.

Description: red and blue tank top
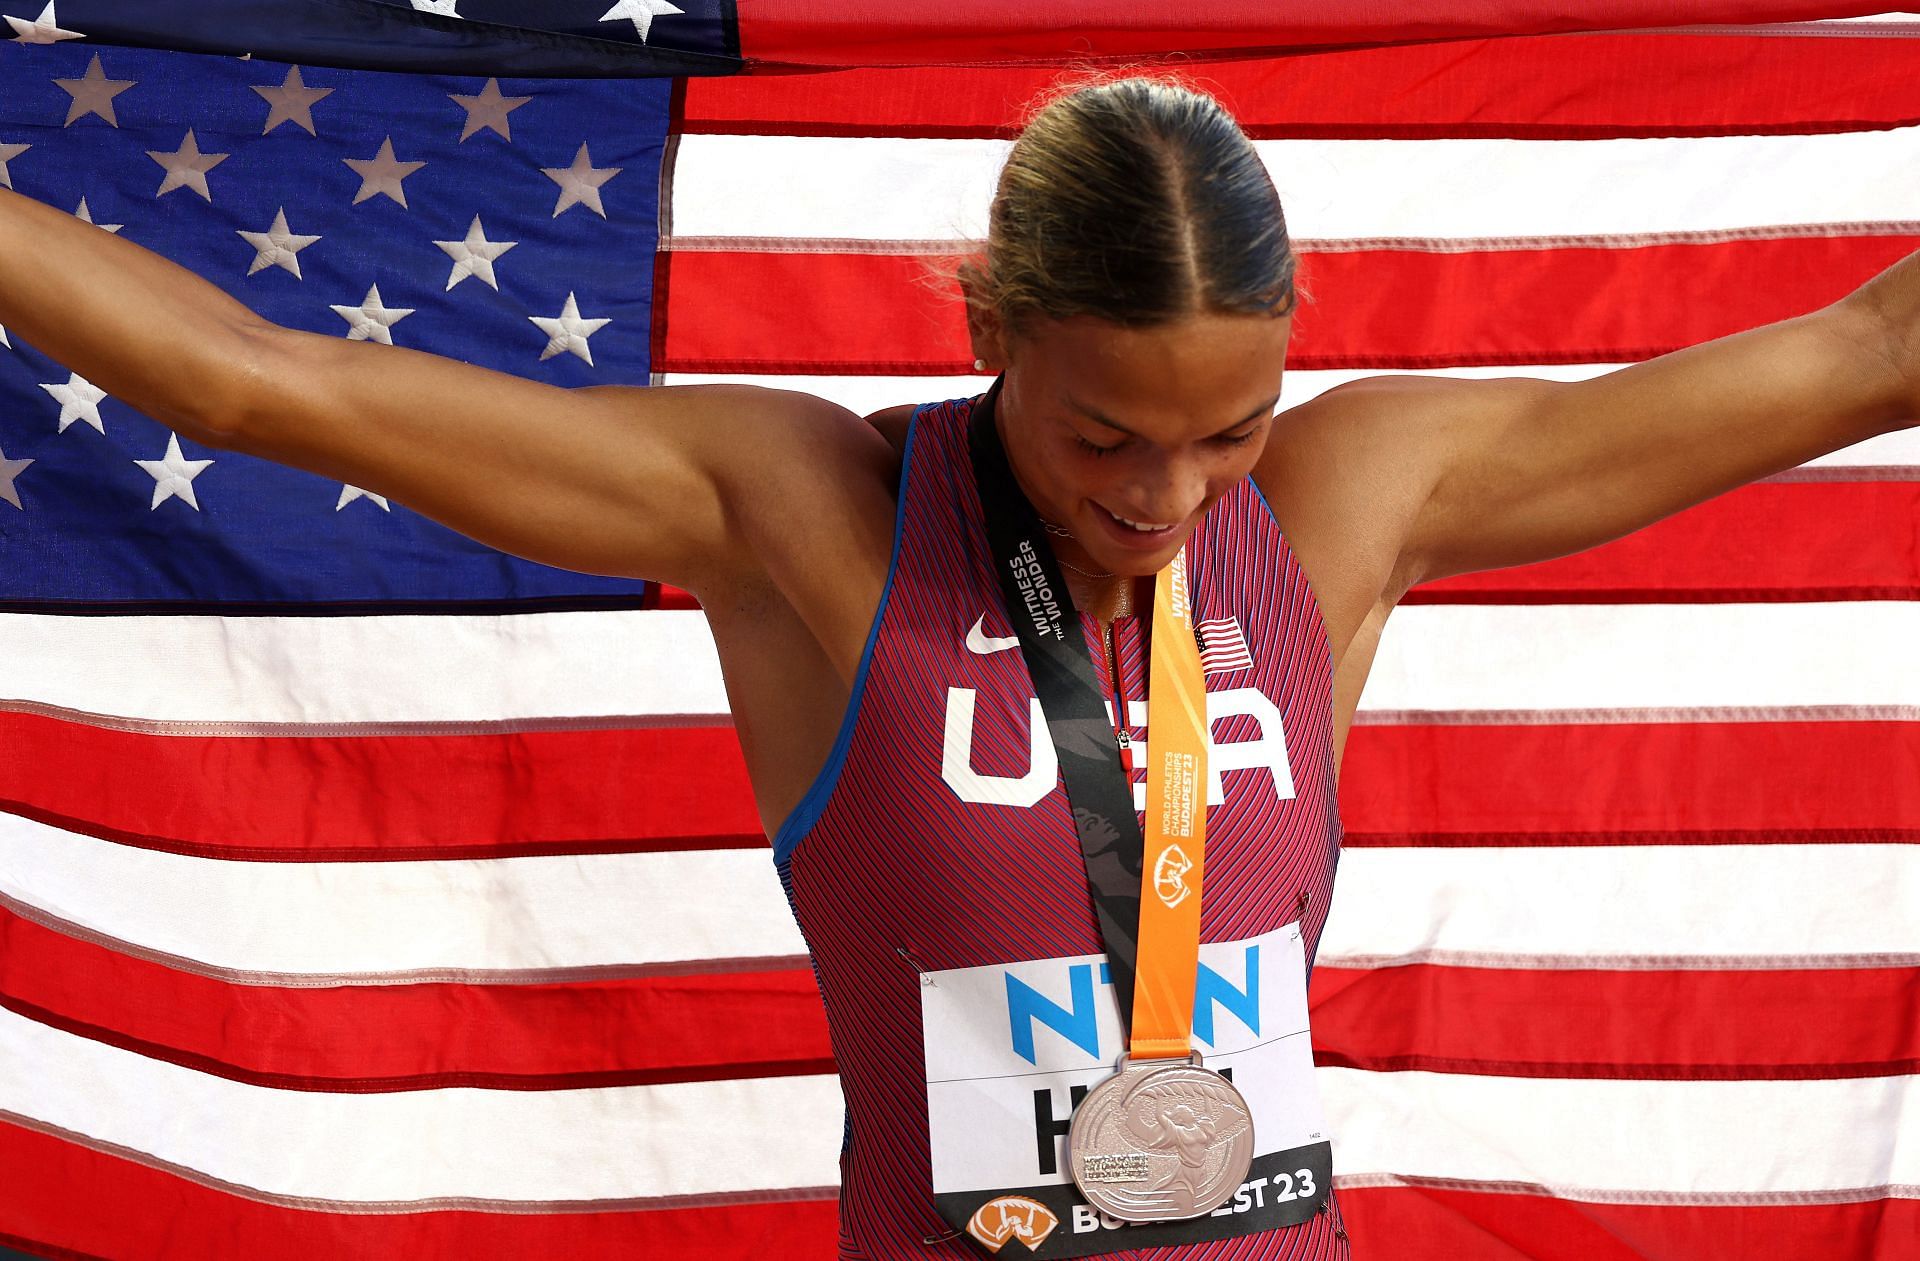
[[774, 392, 1348, 1259]]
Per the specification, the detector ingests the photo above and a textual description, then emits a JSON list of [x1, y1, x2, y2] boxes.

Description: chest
[[795, 563, 1339, 969]]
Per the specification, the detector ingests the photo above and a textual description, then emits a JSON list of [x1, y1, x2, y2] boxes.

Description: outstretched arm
[[1293, 249, 1919, 599], [0, 186, 884, 596]]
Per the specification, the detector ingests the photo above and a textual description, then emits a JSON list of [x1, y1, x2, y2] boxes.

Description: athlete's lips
[[1088, 502, 1186, 552]]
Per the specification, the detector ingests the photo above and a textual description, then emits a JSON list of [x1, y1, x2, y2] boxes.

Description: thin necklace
[[1056, 555, 1115, 580], [1059, 564, 1136, 622], [1044, 518, 1130, 610], [1043, 521, 1115, 579]]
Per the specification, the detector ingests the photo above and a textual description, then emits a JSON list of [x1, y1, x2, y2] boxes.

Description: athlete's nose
[[1119, 452, 1209, 525]]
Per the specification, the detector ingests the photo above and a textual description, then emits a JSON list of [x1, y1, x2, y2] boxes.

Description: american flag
[[1197, 617, 1256, 677], [1, 4, 1917, 1258]]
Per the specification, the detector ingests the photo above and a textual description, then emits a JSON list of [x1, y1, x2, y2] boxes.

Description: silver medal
[[1067, 1052, 1256, 1222]]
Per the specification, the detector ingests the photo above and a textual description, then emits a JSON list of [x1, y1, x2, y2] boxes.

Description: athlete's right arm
[[0, 185, 862, 594]]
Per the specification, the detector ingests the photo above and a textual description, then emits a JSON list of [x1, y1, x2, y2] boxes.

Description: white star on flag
[[238, 208, 321, 278], [410, 0, 463, 15], [252, 64, 334, 136], [529, 292, 610, 365], [54, 54, 134, 127], [134, 432, 214, 511], [147, 130, 229, 201], [599, 0, 683, 42], [6, 2, 82, 43], [0, 444, 32, 510], [331, 283, 415, 344], [73, 197, 121, 233], [0, 325, 10, 348], [0, 141, 29, 188], [343, 137, 426, 208], [337, 485, 392, 511], [39, 371, 107, 433], [434, 216, 517, 291], [542, 143, 621, 218], [450, 77, 532, 142]]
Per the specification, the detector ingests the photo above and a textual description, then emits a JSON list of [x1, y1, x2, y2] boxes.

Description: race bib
[[920, 921, 1334, 1257]]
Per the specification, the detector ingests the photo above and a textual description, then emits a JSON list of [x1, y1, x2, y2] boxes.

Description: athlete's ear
[[957, 262, 1008, 374]]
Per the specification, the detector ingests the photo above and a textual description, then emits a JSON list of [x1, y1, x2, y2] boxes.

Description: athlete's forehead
[[1068, 393, 1277, 440], [1013, 310, 1290, 442]]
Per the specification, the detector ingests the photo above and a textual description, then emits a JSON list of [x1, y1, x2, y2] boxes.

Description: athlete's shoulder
[[1249, 377, 1442, 631], [864, 402, 919, 461]]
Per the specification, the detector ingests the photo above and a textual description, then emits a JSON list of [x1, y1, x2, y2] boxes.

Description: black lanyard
[[967, 375, 1150, 1025]]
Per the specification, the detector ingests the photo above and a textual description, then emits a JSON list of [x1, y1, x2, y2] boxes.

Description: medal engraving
[[1080, 1153, 1151, 1184], [1067, 1054, 1256, 1222]]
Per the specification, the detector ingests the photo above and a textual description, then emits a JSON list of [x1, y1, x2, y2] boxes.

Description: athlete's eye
[[1073, 434, 1123, 458], [1213, 429, 1259, 448]]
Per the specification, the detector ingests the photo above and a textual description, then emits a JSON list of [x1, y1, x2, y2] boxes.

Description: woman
[[2, 75, 1914, 1259]]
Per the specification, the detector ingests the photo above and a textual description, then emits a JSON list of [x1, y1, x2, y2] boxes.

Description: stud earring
[[973, 358, 987, 372]]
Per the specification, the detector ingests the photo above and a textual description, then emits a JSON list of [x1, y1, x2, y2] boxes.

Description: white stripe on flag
[[6, 816, 1914, 976], [0, 815, 807, 975], [1318, 1068, 1920, 1196], [670, 130, 1920, 244], [5, 602, 1917, 726], [1365, 601, 1920, 713], [4, 1002, 1916, 1204], [0, 609, 727, 724], [1318, 844, 1920, 966], [0, 1004, 842, 1202]]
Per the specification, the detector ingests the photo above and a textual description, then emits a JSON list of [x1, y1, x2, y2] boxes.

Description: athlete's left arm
[[1365, 248, 1920, 596]]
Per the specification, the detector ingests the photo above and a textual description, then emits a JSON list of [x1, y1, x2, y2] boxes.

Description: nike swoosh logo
[[965, 614, 1021, 655]]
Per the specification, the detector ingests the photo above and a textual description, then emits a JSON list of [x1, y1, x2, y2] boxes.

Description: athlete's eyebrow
[[1070, 395, 1281, 438]]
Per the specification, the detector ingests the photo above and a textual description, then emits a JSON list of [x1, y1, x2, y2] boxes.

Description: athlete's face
[[985, 310, 1292, 577]]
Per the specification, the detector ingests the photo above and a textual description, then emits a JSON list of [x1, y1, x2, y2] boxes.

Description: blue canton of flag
[[0, 35, 672, 610], [2, 1, 740, 76]]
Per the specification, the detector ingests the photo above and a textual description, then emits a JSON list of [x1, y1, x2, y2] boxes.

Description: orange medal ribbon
[[1129, 545, 1209, 1061]]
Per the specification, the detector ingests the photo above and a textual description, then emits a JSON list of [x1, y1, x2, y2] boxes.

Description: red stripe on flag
[[1310, 964, 1920, 1080], [1408, 480, 1920, 605], [0, 899, 827, 1091], [1337, 1183, 1920, 1261], [654, 584, 698, 609], [8, 887, 1914, 1094], [690, 34, 1920, 140], [0, 712, 763, 861], [656, 234, 1920, 374], [1342, 719, 1920, 847], [6, 705, 1915, 864], [0, 1118, 837, 1261], [732, 4, 1910, 71]]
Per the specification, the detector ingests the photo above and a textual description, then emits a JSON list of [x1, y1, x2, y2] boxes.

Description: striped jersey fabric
[[775, 393, 1347, 1258]]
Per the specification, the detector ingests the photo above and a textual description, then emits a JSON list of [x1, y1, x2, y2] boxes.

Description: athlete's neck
[[1059, 564, 1146, 624]]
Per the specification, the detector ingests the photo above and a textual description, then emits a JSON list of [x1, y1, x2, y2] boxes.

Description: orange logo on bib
[[965, 1196, 1060, 1252]]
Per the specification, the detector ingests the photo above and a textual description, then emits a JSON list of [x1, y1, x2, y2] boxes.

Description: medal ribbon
[[967, 376, 1208, 1063], [1130, 547, 1209, 1060]]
